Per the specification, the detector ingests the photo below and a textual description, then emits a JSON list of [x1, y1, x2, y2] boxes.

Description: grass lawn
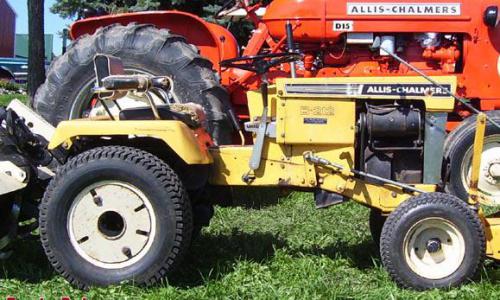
[[0, 94, 28, 106], [1, 193, 499, 299]]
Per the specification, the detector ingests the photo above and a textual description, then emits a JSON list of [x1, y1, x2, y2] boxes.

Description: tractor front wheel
[[39, 146, 192, 289], [380, 193, 485, 290]]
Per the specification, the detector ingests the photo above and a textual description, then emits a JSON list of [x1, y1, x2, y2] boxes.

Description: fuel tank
[[262, 0, 489, 42]]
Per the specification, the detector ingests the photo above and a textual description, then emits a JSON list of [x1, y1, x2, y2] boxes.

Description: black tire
[[444, 110, 500, 201], [380, 193, 485, 290], [33, 23, 232, 144], [369, 209, 386, 248], [39, 146, 193, 289]]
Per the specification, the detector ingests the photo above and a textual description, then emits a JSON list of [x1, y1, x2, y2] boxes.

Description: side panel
[[275, 76, 457, 112], [70, 11, 238, 71], [49, 120, 213, 165], [209, 143, 437, 212], [485, 217, 500, 260], [277, 98, 355, 145]]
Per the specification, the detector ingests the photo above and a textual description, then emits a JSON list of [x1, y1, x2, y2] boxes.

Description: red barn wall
[[0, 0, 16, 57]]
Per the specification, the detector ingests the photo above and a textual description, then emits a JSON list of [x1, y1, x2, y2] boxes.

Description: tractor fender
[[48, 120, 213, 165], [69, 11, 238, 71]]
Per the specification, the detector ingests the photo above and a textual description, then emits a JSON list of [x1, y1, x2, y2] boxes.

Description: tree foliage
[[51, 0, 256, 45], [50, 0, 231, 20]]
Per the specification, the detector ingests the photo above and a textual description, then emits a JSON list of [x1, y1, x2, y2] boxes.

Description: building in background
[[15, 34, 55, 61], [0, 1, 52, 83], [0, 0, 16, 57]]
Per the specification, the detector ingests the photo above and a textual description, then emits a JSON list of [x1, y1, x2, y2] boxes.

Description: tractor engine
[[315, 33, 460, 76], [358, 101, 425, 184]]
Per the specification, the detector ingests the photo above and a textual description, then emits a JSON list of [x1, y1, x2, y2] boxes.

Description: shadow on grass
[[5, 229, 497, 289], [0, 238, 55, 283], [1, 230, 378, 287], [169, 230, 380, 288]]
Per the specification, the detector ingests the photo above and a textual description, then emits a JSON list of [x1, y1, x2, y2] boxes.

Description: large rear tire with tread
[[33, 23, 232, 144], [39, 146, 193, 289], [380, 193, 485, 290]]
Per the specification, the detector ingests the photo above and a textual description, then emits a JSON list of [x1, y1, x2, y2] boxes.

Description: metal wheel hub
[[404, 218, 465, 280], [486, 160, 500, 184], [425, 238, 442, 253], [462, 135, 500, 202], [68, 181, 156, 269]]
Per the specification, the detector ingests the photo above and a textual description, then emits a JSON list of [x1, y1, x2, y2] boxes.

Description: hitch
[[1, 100, 56, 197]]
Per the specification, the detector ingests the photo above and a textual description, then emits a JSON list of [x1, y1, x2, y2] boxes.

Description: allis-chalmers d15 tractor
[[2, 0, 500, 291]]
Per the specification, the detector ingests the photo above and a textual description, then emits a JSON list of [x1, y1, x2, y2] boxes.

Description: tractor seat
[[118, 103, 205, 129]]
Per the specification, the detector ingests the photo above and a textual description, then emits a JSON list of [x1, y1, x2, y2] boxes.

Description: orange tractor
[[34, 0, 500, 205]]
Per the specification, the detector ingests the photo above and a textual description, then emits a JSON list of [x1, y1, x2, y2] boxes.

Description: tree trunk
[[27, 0, 46, 102]]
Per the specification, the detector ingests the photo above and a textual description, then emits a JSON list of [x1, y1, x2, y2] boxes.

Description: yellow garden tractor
[[1, 37, 500, 290]]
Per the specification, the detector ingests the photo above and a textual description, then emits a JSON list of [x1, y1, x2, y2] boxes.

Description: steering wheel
[[215, 0, 239, 19], [220, 52, 302, 75]]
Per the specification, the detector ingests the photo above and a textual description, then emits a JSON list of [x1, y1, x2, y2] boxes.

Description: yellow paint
[[275, 76, 457, 112], [209, 145, 312, 187], [468, 114, 500, 261], [49, 75, 455, 212], [484, 216, 500, 260], [209, 76, 454, 211], [209, 143, 436, 211], [49, 120, 212, 164], [276, 98, 355, 145], [468, 113, 487, 205]]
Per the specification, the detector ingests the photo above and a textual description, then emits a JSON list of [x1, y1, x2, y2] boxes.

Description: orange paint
[[70, 0, 500, 124]]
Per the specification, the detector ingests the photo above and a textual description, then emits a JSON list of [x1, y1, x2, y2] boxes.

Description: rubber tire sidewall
[[380, 194, 484, 290], [445, 111, 500, 200], [42, 156, 184, 287], [34, 24, 232, 144]]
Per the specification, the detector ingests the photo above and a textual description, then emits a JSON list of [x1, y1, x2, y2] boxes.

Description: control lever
[[248, 74, 270, 172], [219, 47, 301, 181]]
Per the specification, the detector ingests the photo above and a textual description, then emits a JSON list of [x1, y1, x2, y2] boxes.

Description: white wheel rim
[[461, 134, 500, 204], [68, 181, 156, 269], [403, 217, 465, 280]]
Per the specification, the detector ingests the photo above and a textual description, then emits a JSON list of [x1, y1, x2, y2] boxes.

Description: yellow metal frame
[[468, 114, 487, 205], [467, 113, 500, 260], [210, 76, 452, 211], [48, 120, 213, 164]]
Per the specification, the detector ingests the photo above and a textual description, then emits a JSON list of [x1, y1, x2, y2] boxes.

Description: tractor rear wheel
[[380, 193, 485, 290], [445, 111, 500, 203], [39, 146, 192, 289], [33, 23, 232, 145]]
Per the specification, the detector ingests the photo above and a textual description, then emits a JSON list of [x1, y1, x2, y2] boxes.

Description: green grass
[[1, 193, 500, 299], [0, 94, 28, 106]]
